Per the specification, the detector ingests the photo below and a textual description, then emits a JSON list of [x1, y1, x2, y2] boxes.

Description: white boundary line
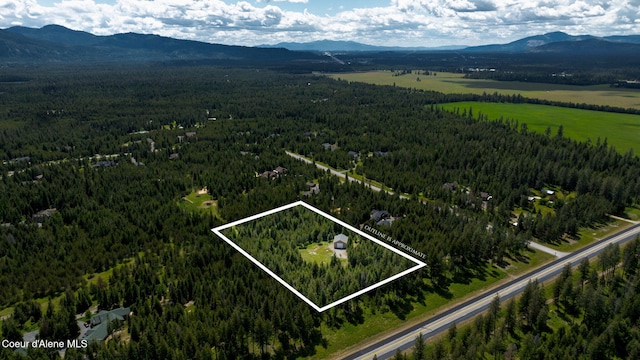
[[212, 201, 427, 312]]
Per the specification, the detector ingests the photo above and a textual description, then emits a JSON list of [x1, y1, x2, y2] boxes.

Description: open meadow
[[329, 71, 640, 110], [439, 101, 640, 155]]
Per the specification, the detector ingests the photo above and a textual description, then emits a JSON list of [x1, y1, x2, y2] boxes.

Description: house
[[274, 166, 288, 175], [333, 234, 348, 250], [302, 182, 320, 197], [79, 307, 131, 343], [480, 192, 493, 201], [348, 151, 359, 159], [9, 156, 30, 164], [371, 210, 390, 222], [259, 166, 287, 180], [92, 161, 116, 168], [185, 132, 197, 138], [32, 208, 57, 223], [259, 170, 277, 179], [374, 151, 389, 157], [169, 153, 180, 160], [322, 143, 333, 150], [542, 188, 557, 200], [372, 209, 396, 227], [377, 218, 395, 227]]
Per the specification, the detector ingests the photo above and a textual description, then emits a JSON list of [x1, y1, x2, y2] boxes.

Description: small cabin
[[333, 234, 348, 250]]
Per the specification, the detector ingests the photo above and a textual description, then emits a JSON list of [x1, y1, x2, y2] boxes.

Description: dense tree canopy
[[0, 64, 638, 359]]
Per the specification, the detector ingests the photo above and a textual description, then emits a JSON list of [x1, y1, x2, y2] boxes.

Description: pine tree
[[413, 332, 426, 360]]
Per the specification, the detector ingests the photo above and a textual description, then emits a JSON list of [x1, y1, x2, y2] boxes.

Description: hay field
[[440, 101, 640, 154], [329, 71, 640, 110]]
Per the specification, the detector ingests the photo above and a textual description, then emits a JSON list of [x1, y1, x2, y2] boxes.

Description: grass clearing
[[329, 71, 640, 110], [313, 249, 553, 359], [543, 218, 635, 253], [299, 242, 345, 265], [179, 188, 221, 218], [439, 101, 640, 155], [625, 206, 640, 221]]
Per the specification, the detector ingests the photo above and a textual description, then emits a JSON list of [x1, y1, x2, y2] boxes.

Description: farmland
[[438, 101, 640, 155], [329, 71, 640, 110]]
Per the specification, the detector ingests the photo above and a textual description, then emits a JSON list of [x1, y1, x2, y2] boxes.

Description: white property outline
[[212, 201, 427, 312]]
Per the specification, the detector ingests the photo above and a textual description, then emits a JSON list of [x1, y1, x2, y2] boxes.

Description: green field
[[178, 188, 221, 218], [439, 101, 640, 155], [545, 217, 637, 253], [329, 71, 640, 109], [300, 241, 346, 265]]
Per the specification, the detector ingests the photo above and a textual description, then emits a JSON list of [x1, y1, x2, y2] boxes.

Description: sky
[[1, 0, 639, 47]]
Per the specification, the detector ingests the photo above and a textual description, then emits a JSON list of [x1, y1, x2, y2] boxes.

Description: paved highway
[[285, 150, 640, 358], [345, 223, 640, 360]]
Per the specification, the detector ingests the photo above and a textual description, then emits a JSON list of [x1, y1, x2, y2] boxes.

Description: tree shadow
[[389, 297, 415, 320], [344, 303, 365, 325], [433, 284, 453, 299], [287, 328, 325, 359]]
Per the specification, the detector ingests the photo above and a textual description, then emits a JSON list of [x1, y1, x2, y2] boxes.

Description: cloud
[[258, 0, 308, 3], [1, 0, 639, 46]]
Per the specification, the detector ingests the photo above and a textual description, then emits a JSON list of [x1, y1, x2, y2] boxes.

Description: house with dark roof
[[259, 170, 277, 179], [333, 234, 348, 250], [9, 156, 30, 164], [32, 208, 57, 223], [274, 166, 288, 175], [371, 209, 396, 227], [371, 210, 390, 222], [92, 160, 116, 169], [79, 307, 131, 343], [322, 143, 335, 151], [377, 218, 395, 227], [260, 166, 288, 179], [302, 182, 320, 197]]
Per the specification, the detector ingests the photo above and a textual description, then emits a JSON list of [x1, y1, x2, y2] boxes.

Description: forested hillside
[[0, 64, 638, 359]]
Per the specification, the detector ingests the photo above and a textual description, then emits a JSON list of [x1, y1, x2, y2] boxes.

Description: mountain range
[[461, 31, 640, 53], [265, 31, 640, 53], [1, 25, 640, 65], [0, 24, 323, 65], [259, 40, 465, 52]]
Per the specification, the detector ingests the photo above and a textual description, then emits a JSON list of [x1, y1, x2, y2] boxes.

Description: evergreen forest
[[220, 205, 418, 307], [0, 64, 638, 359]]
